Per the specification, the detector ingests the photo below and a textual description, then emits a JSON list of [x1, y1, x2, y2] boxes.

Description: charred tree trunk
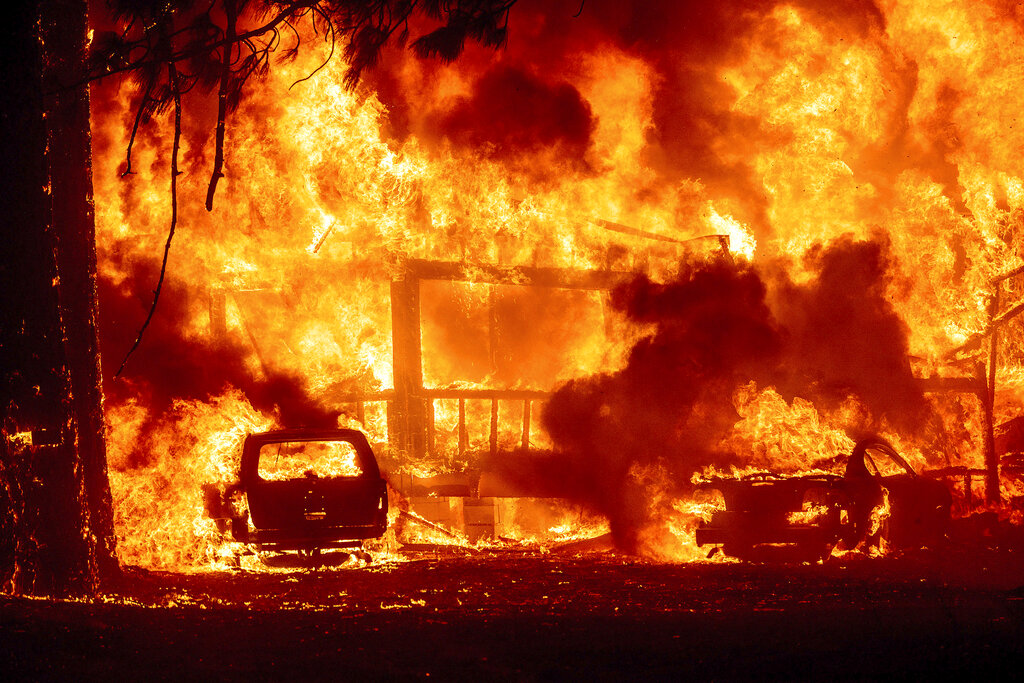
[[43, 0, 119, 585], [0, 0, 117, 596]]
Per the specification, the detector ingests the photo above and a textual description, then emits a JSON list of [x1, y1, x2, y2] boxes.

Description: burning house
[[5, 0, 1024, 582], [76, 0, 1024, 571]]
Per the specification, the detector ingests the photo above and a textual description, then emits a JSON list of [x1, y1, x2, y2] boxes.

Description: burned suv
[[205, 428, 389, 554], [694, 437, 951, 561]]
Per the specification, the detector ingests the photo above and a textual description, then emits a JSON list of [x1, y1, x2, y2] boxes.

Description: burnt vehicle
[[695, 438, 952, 561], [204, 428, 389, 559]]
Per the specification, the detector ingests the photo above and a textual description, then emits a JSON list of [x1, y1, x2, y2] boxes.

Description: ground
[[3, 549, 1024, 680]]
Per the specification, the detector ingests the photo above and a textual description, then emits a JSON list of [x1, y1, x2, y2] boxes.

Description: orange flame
[[91, 1, 1024, 568]]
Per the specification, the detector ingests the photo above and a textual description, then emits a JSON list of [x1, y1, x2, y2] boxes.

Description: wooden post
[[488, 285, 498, 376], [458, 398, 467, 459], [426, 399, 435, 458], [235, 298, 271, 379], [390, 274, 426, 458], [984, 288, 1001, 505], [209, 288, 226, 338], [490, 399, 499, 457], [521, 399, 531, 451], [597, 290, 610, 340]]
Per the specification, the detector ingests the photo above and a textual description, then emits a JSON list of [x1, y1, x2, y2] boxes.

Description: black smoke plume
[[490, 235, 931, 552]]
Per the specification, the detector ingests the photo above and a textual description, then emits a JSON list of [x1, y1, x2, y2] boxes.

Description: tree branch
[[105, 0, 519, 371], [206, 0, 237, 211], [115, 60, 184, 379], [79, 2, 318, 90], [290, 6, 336, 89], [121, 74, 155, 177]]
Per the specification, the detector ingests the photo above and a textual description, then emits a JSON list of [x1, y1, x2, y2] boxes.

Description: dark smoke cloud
[[436, 64, 594, 168], [488, 235, 933, 552], [539, 257, 781, 550], [99, 251, 339, 468], [767, 234, 932, 434]]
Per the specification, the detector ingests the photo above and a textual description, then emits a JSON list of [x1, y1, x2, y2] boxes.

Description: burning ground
[[89, 0, 1024, 569]]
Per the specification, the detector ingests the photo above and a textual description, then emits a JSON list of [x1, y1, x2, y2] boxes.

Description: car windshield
[[863, 446, 911, 478], [257, 440, 364, 481]]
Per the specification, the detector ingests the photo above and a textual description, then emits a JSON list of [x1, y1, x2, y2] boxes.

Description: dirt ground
[[3, 549, 1024, 681]]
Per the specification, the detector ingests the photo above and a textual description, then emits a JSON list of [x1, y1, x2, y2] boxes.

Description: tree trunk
[[0, 0, 118, 596]]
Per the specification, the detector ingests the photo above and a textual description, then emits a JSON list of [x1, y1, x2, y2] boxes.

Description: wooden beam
[[488, 285, 497, 376], [991, 298, 1024, 328], [209, 288, 226, 338], [590, 218, 687, 244], [406, 259, 630, 291], [945, 295, 1024, 358], [991, 263, 1024, 284], [916, 376, 986, 397], [419, 388, 551, 400]]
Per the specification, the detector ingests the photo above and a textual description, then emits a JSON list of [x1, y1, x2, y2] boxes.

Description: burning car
[[204, 428, 389, 558], [695, 437, 951, 561]]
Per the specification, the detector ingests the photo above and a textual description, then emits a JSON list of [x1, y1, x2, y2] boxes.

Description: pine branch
[[121, 74, 155, 177], [115, 60, 184, 379], [290, 6, 336, 89], [206, 0, 237, 211]]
